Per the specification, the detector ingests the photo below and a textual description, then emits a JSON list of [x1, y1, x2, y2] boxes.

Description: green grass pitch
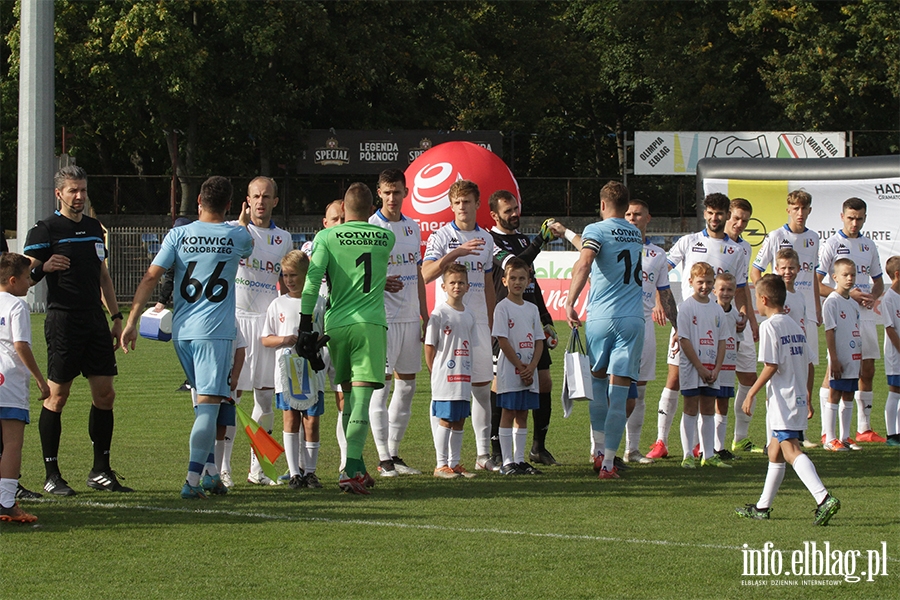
[[3, 316, 898, 598]]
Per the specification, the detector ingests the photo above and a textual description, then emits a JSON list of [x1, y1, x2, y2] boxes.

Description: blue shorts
[[830, 378, 858, 392], [715, 386, 735, 399], [0, 407, 29, 424], [628, 382, 638, 398], [773, 429, 805, 443], [433, 400, 470, 421], [276, 391, 326, 417], [682, 387, 717, 397], [585, 316, 644, 380], [193, 402, 235, 427], [497, 390, 540, 411], [888, 375, 900, 387], [174, 339, 233, 398]]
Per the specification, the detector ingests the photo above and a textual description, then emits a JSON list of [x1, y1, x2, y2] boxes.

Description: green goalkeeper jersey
[[301, 221, 396, 332]]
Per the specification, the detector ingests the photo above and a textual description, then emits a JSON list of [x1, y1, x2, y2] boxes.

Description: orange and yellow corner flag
[[235, 402, 284, 481]]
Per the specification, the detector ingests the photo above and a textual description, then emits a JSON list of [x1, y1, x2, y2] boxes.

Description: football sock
[[303, 441, 320, 473], [344, 386, 374, 473], [368, 381, 392, 461], [297, 425, 306, 472], [531, 390, 552, 452], [434, 425, 451, 468], [591, 429, 606, 457], [791, 453, 828, 504], [819, 388, 830, 436], [204, 452, 218, 477], [39, 407, 62, 477], [284, 432, 301, 476], [513, 427, 527, 465], [839, 400, 853, 441], [387, 379, 416, 457], [471, 385, 492, 456], [680, 412, 698, 459], [0, 478, 17, 509], [732, 384, 752, 441], [336, 410, 347, 471], [88, 405, 114, 472], [499, 427, 514, 465], [188, 404, 218, 486], [714, 413, 727, 452], [625, 385, 646, 454], [214, 439, 225, 473], [603, 384, 629, 454], [589, 377, 609, 435], [448, 428, 463, 469], [854, 390, 873, 433], [823, 402, 838, 443], [756, 462, 786, 510], [222, 425, 236, 473], [657, 387, 679, 443], [490, 391, 502, 456], [699, 413, 715, 460], [886, 391, 900, 436]]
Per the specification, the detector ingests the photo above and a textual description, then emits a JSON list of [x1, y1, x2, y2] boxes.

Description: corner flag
[[235, 402, 284, 481]]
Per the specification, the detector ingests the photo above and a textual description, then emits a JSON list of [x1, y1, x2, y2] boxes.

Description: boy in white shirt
[[880, 256, 900, 446], [736, 274, 840, 525], [263, 250, 326, 489], [0, 254, 50, 523], [709, 272, 740, 461], [676, 262, 728, 469], [822, 258, 862, 452], [425, 264, 476, 479], [493, 259, 545, 476]]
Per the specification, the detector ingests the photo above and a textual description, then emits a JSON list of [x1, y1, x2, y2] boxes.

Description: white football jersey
[[369, 210, 422, 324], [753, 224, 820, 324], [230, 220, 292, 315], [667, 230, 745, 304], [641, 242, 670, 319], [822, 292, 861, 380], [817, 230, 882, 322], [882, 288, 900, 376], [424, 222, 494, 324]]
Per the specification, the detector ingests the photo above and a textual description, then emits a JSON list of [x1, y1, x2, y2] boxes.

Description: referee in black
[[24, 165, 132, 495]]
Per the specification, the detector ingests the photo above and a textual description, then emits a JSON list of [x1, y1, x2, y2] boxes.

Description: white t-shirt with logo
[[0, 292, 31, 411], [230, 221, 292, 316], [424, 223, 494, 324], [641, 242, 670, 319], [369, 210, 422, 324], [822, 291, 861, 380], [425, 303, 474, 402], [758, 314, 809, 431], [676, 296, 727, 390], [817, 231, 882, 322], [492, 298, 543, 395], [881, 288, 900, 376], [753, 224, 820, 324]]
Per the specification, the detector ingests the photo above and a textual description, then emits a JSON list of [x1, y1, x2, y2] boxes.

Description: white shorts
[[236, 313, 276, 390], [807, 322, 820, 366], [385, 321, 423, 375], [472, 321, 493, 384], [736, 336, 757, 373], [322, 346, 342, 393], [666, 327, 680, 367], [638, 319, 656, 382], [861, 319, 879, 361]]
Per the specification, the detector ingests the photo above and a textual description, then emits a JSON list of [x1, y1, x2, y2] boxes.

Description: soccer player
[[425, 264, 476, 479], [493, 258, 545, 475], [262, 250, 325, 489], [646, 193, 746, 460], [121, 176, 254, 498], [710, 272, 739, 461], [735, 274, 840, 525], [297, 183, 394, 495], [488, 190, 559, 466], [881, 256, 900, 446], [24, 165, 131, 495], [565, 180, 644, 479], [367, 169, 427, 477], [816, 197, 885, 444], [676, 262, 728, 469], [0, 253, 50, 523], [751, 189, 821, 449], [422, 180, 497, 471], [622, 199, 677, 464], [821, 258, 862, 451], [231, 177, 292, 486]]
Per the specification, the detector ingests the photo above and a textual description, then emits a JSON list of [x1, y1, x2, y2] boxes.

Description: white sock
[[625, 385, 646, 454], [471, 386, 492, 456], [296, 426, 306, 472], [886, 391, 900, 436], [369, 381, 392, 461], [250, 390, 275, 477], [303, 441, 320, 474], [714, 413, 727, 452], [222, 425, 236, 473], [657, 388, 679, 443], [214, 439, 225, 473], [855, 390, 873, 433], [449, 428, 463, 469], [756, 462, 786, 509], [388, 379, 416, 457], [792, 453, 828, 504], [283, 432, 301, 476], [819, 388, 830, 436], [823, 402, 838, 443], [680, 413, 698, 459], [336, 410, 347, 471], [840, 400, 853, 441], [0, 478, 18, 508], [433, 424, 451, 468], [514, 427, 527, 465], [733, 384, 752, 441], [499, 427, 514, 465], [699, 413, 715, 459], [592, 429, 606, 457]]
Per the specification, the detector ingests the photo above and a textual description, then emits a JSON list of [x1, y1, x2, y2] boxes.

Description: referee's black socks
[[39, 407, 63, 477], [89, 405, 114, 472]]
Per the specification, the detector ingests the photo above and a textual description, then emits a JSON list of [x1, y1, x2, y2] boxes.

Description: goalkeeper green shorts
[[326, 323, 387, 389]]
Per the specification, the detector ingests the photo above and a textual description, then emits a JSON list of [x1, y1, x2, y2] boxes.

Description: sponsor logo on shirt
[[520, 333, 534, 349], [836, 243, 850, 255], [266, 235, 284, 246], [447, 360, 456, 369], [692, 242, 707, 253], [508, 318, 515, 329], [448, 375, 471, 382], [443, 325, 452, 335]]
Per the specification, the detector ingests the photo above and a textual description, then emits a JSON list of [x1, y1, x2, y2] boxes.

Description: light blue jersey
[[152, 221, 253, 341], [581, 218, 643, 321]]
